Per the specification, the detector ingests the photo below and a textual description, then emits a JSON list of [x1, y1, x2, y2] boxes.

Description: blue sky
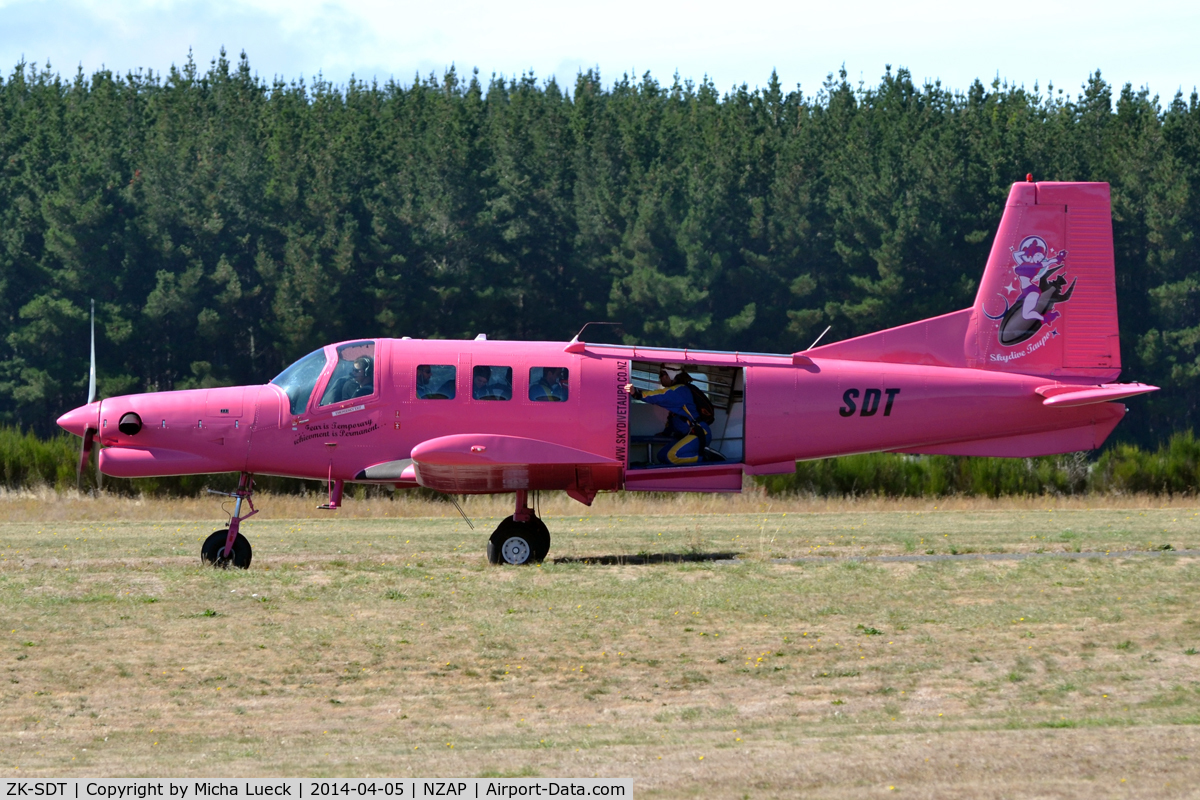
[[1, 0, 1197, 100]]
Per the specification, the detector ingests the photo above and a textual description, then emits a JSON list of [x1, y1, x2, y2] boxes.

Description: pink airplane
[[57, 180, 1157, 567]]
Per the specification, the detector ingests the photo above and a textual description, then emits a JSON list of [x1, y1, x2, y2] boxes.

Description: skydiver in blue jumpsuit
[[624, 368, 711, 465]]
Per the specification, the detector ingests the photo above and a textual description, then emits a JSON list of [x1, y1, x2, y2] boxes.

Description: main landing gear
[[201, 473, 257, 569], [487, 489, 550, 566]]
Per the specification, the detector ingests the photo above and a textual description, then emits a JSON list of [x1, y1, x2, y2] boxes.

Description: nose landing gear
[[487, 489, 550, 566], [202, 473, 257, 569]]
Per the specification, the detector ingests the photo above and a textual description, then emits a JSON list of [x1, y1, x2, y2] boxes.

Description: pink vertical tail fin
[[805, 179, 1123, 379], [966, 181, 1121, 380]]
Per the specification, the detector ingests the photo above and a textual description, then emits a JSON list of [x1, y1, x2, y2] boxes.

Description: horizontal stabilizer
[[1036, 383, 1158, 408]]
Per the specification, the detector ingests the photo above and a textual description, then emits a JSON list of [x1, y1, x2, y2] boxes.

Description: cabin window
[[417, 364, 457, 399], [529, 367, 569, 401], [472, 365, 513, 400], [318, 341, 376, 406], [271, 348, 329, 415]]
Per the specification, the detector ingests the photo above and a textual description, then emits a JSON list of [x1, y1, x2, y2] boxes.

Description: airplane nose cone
[[57, 401, 100, 437]]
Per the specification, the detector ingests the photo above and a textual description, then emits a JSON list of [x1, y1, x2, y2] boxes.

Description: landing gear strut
[[487, 489, 550, 566], [201, 473, 256, 569]]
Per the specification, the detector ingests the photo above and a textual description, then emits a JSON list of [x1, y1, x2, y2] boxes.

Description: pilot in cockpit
[[336, 356, 374, 401]]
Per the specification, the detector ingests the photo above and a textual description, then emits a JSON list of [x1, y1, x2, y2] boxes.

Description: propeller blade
[[77, 299, 99, 492], [77, 427, 96, 490], [87, 299, 97, 405]]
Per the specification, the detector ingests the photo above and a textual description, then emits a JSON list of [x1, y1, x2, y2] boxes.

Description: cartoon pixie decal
[[984, 235, 1077, 346]]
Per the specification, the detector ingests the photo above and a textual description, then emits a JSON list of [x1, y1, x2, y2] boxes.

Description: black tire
[[528, 517, 551, 562], [201, 529, 253, 569], [487, 517, 550, 565]]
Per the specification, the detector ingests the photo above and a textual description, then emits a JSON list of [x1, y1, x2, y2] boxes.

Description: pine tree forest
[[1, 52, 1197, 448]]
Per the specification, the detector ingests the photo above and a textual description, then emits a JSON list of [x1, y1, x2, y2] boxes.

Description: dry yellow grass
[[3, 491, 1200, 797], [2, 484, 1195, 522]]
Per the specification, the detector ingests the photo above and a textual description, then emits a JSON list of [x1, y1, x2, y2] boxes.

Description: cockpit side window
[[319, 341, 376, 406], [271, 349, 329, 415]]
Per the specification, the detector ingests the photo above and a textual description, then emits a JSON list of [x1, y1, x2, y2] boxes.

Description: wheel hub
[[500, 536, 532, 564]]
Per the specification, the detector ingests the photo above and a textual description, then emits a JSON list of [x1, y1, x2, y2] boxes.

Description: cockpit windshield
[[271, 349, 329, 415]]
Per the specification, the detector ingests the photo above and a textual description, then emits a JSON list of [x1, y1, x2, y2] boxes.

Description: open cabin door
[[624, 360, 746, 492]]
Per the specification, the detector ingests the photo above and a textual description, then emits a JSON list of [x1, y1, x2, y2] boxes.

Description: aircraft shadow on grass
[[552, 551, 740, 565]]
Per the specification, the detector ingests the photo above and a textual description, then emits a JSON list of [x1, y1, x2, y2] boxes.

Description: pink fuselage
[[56, 337, 1125, 497]]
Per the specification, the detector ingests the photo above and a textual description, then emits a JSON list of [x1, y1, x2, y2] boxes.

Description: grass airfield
[[3, 491, 1200, 798]]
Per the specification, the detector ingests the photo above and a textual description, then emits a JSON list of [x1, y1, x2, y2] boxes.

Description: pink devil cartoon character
[[1012, 236, 1067, 325]]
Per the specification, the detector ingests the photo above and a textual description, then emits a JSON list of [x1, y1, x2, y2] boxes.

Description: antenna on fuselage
[[806, 325, 832, 351], [567, 321, 623, 347]]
